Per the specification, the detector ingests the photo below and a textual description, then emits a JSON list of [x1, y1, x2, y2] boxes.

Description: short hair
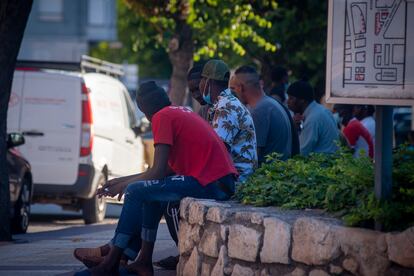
[[235, 65, 257, 75], [234, 65, 260, 88], [187, 64, 204, 81], [286, 80, 314, 102], [271, 66, 288, 82]]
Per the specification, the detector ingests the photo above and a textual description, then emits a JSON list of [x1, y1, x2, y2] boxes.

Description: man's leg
[[154, 202, 180, 270], [124, 175, 231, 273], [86, 180, 159, 274], [164, 202, 180, 245], [126, 201, 164, 276]]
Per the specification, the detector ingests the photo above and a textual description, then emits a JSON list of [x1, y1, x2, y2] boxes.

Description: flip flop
[[73, 247, 106, 268], [153, 255, 179, 270]]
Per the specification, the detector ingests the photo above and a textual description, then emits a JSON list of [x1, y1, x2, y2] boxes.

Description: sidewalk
[[0, 219, 177, 276]]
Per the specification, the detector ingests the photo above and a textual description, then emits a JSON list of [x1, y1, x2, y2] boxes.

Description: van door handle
[[22, 131, 44, 137], [125, 139, 133, 144]]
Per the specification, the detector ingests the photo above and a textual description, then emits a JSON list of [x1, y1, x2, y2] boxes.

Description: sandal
[[73, 245, 109, 268], [153, 255, 179, 270]]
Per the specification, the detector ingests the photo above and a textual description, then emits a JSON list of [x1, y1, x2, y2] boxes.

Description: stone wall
[[177, 198, 414, 276]]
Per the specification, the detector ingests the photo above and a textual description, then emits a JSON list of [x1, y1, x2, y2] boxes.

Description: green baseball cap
[[201, 59, 230, 81]]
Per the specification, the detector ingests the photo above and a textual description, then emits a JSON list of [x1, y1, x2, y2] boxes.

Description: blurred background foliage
[[90, 0, 327, 98]]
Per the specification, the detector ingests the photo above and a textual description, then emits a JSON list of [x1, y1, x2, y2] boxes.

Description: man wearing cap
[[230, 65, 299, 164], [287, 80, 339, 155], [200, 59, 257, 182], [73, 81, 238, 276], [187, 64, 210, 121]]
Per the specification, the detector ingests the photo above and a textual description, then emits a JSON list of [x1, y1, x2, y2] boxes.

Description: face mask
[[284, 83, 289, 91], [202, 79, 213, 105]]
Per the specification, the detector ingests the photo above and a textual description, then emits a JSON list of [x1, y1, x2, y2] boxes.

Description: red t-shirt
[[151, 106, 238, 186], [343, 118, 374, 158]]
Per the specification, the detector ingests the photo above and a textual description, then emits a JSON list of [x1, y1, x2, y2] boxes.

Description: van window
[[122, 90, 137, 128]]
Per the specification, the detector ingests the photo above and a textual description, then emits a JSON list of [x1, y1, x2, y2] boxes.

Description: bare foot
[[126, 260, 154, 276]]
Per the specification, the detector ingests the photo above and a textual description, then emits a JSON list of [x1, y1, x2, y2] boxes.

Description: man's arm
[[97, 144, 171, 200]]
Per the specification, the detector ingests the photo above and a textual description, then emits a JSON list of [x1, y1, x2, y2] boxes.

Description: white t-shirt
[[361, 116, 375, 144]]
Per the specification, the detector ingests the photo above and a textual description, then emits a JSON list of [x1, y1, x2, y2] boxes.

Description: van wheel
[[11, 178, 31, 234], [82, 176, 107, 224]]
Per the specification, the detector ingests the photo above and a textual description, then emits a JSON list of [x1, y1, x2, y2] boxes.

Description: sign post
[[326, 0, 414, 208], [374, 106, 393, 200]]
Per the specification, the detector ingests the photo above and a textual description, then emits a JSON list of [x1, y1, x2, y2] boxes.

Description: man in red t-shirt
[[75, 82, 237, 276], [335, 104, 374, 158]]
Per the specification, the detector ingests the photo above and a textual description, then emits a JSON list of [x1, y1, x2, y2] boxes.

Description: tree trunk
[[168, 22, 193, 106], [0, 0, 33, 241]]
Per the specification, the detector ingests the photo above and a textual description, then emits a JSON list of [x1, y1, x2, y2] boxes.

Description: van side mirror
[[7, 133, 25, 149], [132, 117, 151, 136]]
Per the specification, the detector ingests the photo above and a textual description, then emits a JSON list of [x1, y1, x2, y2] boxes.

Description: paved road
[[0, 204, 177, 276]]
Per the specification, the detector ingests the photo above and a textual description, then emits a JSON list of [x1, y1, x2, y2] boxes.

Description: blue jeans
[[111, 175, 232, 254]]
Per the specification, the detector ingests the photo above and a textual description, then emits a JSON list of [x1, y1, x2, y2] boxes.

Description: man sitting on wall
[[73, 81, 237, 276]]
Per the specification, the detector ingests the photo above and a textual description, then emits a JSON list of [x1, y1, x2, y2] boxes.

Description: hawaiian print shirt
[[207, 88, 257, 182]]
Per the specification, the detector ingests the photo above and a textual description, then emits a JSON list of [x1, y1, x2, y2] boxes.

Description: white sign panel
[[326, 0, 414, 105]]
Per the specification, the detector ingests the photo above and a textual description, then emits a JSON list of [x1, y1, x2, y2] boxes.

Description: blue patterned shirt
[[208, 89, 257, 182]]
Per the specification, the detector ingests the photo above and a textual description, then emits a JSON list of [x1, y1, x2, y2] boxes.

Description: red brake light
[[15, 67, 40, 71], [80, 83, 93, 156]]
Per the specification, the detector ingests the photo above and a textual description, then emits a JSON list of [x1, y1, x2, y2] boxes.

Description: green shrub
[[236, 145, 414, 231]]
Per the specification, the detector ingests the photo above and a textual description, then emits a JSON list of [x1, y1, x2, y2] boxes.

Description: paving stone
[[292, 218, 340, 265], [228, 224, 261, 262], [182, 247, 201, 275], [260, 217, 291, 264], [342, 258, 359, 274], [309, 269, 330, 276], [337, 226, 389, 275], [235, 211, 265, 225], [386, 226, 414, 268], [188, 201, 208, 225], [199, 229, 221, 258], [201, 262, 212, 276], [180, 197, 195, 220], [231, 264, 255, 276], [207, 207, 231, 223], [329, 264, 344, 275], [211, 246, 228, 276], [178, 221, 201, 254]]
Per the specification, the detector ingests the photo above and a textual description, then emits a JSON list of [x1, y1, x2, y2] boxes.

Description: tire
[[11, 177, 31, 234], [82, 176, 107, 224]]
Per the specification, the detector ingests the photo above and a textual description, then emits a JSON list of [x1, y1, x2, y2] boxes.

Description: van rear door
[[18, 71, 82, 185], [8, 71, 24, 132]]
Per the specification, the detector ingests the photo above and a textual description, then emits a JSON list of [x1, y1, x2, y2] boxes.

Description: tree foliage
[[92, 0, 278, 104], [91, 0, 328, 102], [123, 0, 278, 58]]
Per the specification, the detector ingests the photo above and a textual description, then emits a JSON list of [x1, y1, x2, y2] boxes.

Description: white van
[[7, 56, 146, 223]]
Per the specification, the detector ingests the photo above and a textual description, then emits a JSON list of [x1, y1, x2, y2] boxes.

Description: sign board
[[326, 0, 414, 105]]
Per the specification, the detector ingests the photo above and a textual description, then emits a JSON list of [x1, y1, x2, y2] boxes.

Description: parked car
[[394, 107, 413, 146], [7, 56, 148, 224], [7, 133, 33, 234]]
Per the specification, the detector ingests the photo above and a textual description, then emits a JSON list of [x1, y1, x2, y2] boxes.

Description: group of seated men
[[72, 59, 342, 276]]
